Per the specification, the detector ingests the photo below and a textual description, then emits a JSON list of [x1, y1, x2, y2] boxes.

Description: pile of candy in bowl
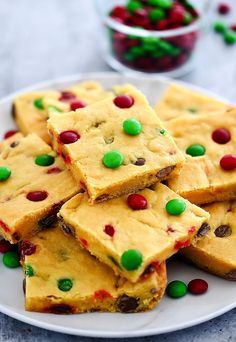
[[108, 0, 200, 73]]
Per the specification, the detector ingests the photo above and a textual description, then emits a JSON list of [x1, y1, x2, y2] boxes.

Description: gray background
[[0, 0, 236, 341]]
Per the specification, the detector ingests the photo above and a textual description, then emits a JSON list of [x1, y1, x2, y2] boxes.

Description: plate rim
[[0, 71, 234, 338]]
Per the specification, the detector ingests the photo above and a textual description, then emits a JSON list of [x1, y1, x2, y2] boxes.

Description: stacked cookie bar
[[155, 84, 236, 280], [1, 80, 232, 316]]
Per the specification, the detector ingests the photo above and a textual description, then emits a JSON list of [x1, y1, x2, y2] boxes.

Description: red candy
[[127, 194, 147, 210], [104, 224, 115, 237], [0, 220, 10, 233], [59, 91, 76, 102], [46, 167, 62, 174], [169, 4, 185, 25], [111, 6, 129, 22], [79, 238, 88, 249], [59, 130, 80, 144], [20, 240, 36, 259], [212, 128, 231, 144], [230, 24, 236, 32], [113, 95, 134, 108], [188, 279, 208, 295], [26, 191, 48, 202], [220, 154, 236, 171], [94, 289, 112, 300], [174, 239, 191, 250], [4, 130, 18, 139], [218, 3, 230, 14], [70, 100, 86, 111], [0, 240, 15, 253]]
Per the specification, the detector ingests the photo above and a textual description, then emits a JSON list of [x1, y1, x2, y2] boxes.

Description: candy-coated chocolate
[[212, 128, 231, 144], [186, 144, 206, 157], [218, 3, 230, 14], [26, 191, 48, 202], [148, 0, 173, 9], [34, 98, 44, 110], [70, 100, 86, 111], [214, 21, 226, 33], [149, 8, 165, 22], [166, 198, 186, 216], [0, 166, 11, 181], [3, 251, 20, 268], [104, 225, 115, 237], [59, 131, 80, 144], [25, 264, 34, 277], [123, 118, 142, 136], [188, 279, 208, 294], [166, 280, 187, 298], [102, 150, 124, 169], [126, 0, 143, 13], [220, 154, 236, 171], [224, 30, 236, 44], [35, 154, 55, 167], [4, 130, 19, 139], [121, 249, 143, 270], [113, 95, 134, 108], [127, 193, 147, 210], [59, 91, 77, 102], [58, 278, 73, 292], [0, 240, 16, 254]]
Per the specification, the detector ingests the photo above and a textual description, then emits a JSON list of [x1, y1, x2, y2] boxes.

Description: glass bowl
[[94, 0, 206, 77]]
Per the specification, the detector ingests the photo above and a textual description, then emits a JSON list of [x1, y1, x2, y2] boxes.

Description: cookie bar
[[182, 201, 236, 280], [22, 225, 167, 313], [48, 86, 185, 203], [165, 108, 236, 204], [13, 81, 112, 144], [59, 183, 209, 282], [0, 133, 80, 243], [155, 83, 229, 121]]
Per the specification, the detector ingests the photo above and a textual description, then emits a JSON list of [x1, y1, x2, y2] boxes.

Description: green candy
[[35, 154, 55, 167], [148, 0, 173, 9], [149, 8, 165, 22], [124, 52, 136, 61], [166, 280, 187, 298], [186, 144, 206, 157], [34, 98, 44, 110], [159, 128, 167, 136], [121, 249, 143, 271], [103, 150, 124, 169], [0, 166, 11, 181], [126, 0, 143, 13], [183, 12, 193, 25], [166, 199, 186, 216], [123, 118, 142, 136], [58, 278, 73, 292], [224, 30, 236, 45], [129, 46, 145, 57], [169, 47, 181, 57], [47, 105, 62, 113], [213, 21, 226, 34], [25, 264, 34, 277], [3, 251, 20, 268], [158, 40, 173, 54], [151, 50, 165, 58]]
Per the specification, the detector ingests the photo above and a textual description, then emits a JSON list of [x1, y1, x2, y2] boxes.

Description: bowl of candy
[[94, 0, 205, 76]]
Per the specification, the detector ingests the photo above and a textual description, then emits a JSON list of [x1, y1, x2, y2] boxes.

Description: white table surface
[[0, 0, 236, 341]]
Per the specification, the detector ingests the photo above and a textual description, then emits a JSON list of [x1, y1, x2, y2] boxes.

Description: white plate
[[0, 72, 235, 338]]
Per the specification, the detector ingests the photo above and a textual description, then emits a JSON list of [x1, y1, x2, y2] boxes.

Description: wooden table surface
[[0, 0, 236, 341]]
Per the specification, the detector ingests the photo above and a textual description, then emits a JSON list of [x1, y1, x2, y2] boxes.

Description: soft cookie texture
[[165, 108, 236, 205], [182, 201, 236, 280], [22, 225, 167, 314], [48, 86, 185, 203], [59, 183, 209, 283], [13, 81, 112, 144], [155, 83, 229, 121], [0, 133, 80, 243]]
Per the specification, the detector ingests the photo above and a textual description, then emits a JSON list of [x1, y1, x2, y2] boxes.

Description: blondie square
[[182, 201, 236, 280], [13, 81, 112, 144], [48, 86, 185, 203], [155, 83, 229, 121], [22, 225, 167, 313], [0, 133, 80, 243], [165, 108, 236, 204], [59, 183, 209, 282]]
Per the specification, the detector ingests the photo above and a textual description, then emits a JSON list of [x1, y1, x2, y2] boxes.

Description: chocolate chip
[[214, 225, 232, 238], [225, 270, 236, 280], [12, 232, 21, 242], [59, 220, 75, 237], [197, 223, 211, 237], [117, 295, 139, 313], [141, 264, 155, 278], [10, 141, 19, 148], [38, 202, 63, 229], [23, 278, 26, 295], [134, 157, 146, 166], [46, 304, 74, 314], [11, 104, 16, 119], [95, 194, 109, 202], [156, 165, 175, 179]]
